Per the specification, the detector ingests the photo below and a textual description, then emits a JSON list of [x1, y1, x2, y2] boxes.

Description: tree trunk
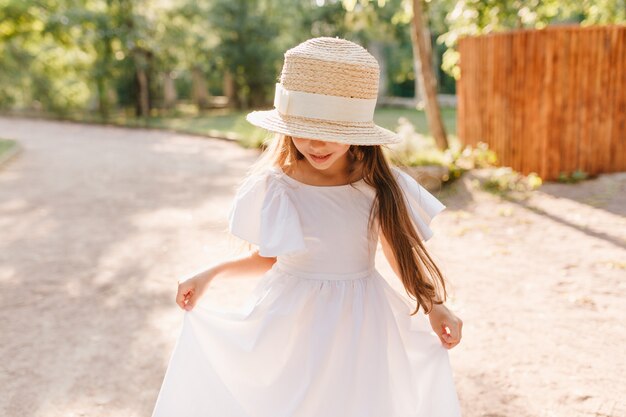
[[163, 71, 177, 109], [96, 32, 113, 119], [411, 0, 449, 150], [96, 75, 109, 120], [191, 66, 209, 110], [134, 49, 150, 117], [411, 46, 425, 107], [223, 70, 236, 107]]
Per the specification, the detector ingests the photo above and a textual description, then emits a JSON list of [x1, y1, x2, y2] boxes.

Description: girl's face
[[291, 137, 350, 170]]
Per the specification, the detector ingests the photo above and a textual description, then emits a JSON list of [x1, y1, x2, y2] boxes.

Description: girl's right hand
[[174, 250, 275, 311], [175, 275, 211, 311]]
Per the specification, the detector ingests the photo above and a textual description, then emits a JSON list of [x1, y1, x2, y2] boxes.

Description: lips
[[309, 153, 331, 163]]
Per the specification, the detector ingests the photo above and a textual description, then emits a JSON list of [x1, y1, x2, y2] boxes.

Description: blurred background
[[0, 1, 625, 417], [0, 0, 622, 146]]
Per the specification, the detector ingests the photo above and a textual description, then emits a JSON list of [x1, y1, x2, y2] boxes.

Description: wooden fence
[[457, 25, 626, 180]]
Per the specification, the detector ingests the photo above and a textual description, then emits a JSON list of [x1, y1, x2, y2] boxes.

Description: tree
[[410, 0, 448, 149], [209, 0, 285, 109], [343, 0, 450, 150], [0, 0, 93, 114], [438, 0, 626, 79], [157, 1, 220, 110]]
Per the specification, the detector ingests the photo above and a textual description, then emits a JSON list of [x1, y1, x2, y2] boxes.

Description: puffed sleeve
[[392, 166, 447, 242], [227, 169, 307, 257]]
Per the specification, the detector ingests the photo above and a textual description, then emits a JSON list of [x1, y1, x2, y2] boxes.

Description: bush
[[482, 167, 543, 194], [387, 118, 499, 185], [557, 169, 589, 183], [386, 118, 544, 194]]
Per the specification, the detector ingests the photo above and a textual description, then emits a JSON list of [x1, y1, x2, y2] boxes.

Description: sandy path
[[0, 117, 624, 417]]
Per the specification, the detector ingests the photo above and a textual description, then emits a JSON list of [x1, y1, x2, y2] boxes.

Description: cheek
[[291, 138, 308, 154], [331, 145, 350, 158]]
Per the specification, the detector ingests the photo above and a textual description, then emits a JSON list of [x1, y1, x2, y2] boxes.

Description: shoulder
[[389, 165, 415, 185], [390, 166, 434, 201], [230, 165, 295, 225], [234, 165, 281, 190], [228, 165, 306, 256], [231, 166, 294, 203], [236, 165, 295, 190], [388, 165, 447, 242]]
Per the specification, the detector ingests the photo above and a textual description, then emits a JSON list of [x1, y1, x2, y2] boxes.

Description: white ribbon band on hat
[[273, 83, 376, 123]]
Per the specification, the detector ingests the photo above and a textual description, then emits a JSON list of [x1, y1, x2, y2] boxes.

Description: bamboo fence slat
[[457, 25, 626, 180]]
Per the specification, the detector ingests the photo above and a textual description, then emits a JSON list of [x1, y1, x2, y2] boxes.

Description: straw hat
[[246, 37, 401, 145]]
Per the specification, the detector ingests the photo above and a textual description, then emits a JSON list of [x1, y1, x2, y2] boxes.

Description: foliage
[[386, 117, 546, 192], [209, 0, 283, 108], [482, 167, 543, 194], [437, 0, 626, 79], [342, 0, 457, 95], [557, 169, 589, 183], [387, 117, 494, 184], [1, 0, 623, 117], [0, 0, 93, 113], [453, 141, 499, 169], [0, 0, 462, 116]]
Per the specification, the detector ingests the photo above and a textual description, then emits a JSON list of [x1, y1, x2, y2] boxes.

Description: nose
[[309, 139, 327, 149]]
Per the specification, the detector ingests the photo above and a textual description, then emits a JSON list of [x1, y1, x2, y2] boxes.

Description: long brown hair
[[247, 133, 448, 315]]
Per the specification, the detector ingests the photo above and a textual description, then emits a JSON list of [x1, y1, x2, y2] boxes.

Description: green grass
[[0, 138, 17, 158], [4, 105, 458, 149], [130, 106, 458, 148], [158, 106, 459, 148], [16, 107, 270, 148], [374, 107, 457, 139], [145, 110, 267, 146]]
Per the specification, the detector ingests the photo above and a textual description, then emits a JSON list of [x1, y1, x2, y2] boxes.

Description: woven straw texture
[[245, 37, 401, 145]]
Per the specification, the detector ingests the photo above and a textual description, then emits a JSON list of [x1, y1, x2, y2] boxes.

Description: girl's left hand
[[428, 303, 463, 349]]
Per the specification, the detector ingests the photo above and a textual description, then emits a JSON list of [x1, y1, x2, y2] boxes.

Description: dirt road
[[1, 117, 624, 417]]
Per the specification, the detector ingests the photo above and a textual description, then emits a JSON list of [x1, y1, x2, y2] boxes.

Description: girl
[[152, 36, 463, 417]]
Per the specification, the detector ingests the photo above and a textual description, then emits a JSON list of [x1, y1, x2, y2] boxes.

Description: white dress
[[151, 165, 462, 417]]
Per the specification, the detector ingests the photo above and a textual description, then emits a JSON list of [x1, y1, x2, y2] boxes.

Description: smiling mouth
[[309, 153, 331, 162]]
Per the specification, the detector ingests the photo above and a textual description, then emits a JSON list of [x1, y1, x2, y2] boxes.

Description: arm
[[379, 230, 463, 349], [175, 248, 276, 311]]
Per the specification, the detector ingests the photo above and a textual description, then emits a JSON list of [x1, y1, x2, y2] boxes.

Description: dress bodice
[[228, 165, 446, 276], [271, 169, 379, 275]]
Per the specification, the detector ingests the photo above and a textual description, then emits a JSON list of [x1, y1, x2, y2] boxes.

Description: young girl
[[152, 36, 463, 417]]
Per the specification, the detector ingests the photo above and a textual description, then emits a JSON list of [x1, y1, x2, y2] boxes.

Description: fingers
[[440, 318, 463, 349], [175, 281, 196, 311], [184, 293, 198, 311], [437, 333, 454, 349], [447, 319, 462, 342]]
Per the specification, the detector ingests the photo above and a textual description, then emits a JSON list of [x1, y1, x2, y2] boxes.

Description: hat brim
[[246, 109, 401, 145]]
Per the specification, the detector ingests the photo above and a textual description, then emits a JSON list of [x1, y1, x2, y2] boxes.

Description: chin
[[308, 159, 334, 169]]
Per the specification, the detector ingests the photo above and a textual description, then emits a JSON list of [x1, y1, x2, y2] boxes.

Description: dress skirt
[[151, 262, 462, 417]]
